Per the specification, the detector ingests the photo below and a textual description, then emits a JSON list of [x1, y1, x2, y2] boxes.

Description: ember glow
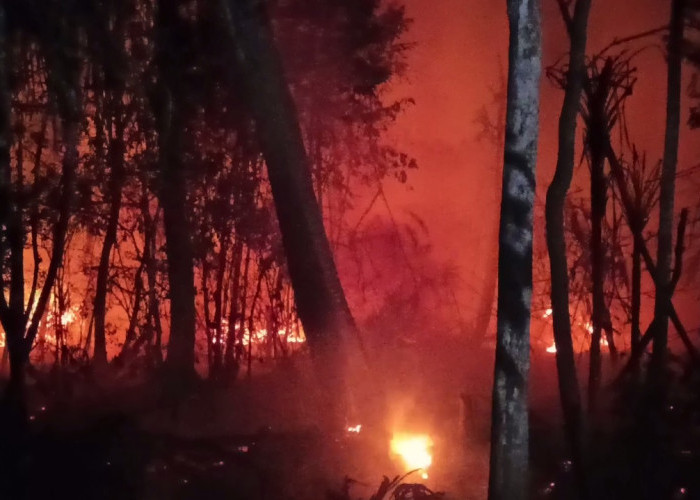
[[390, 432, 433, 480], [346, 424, 362, 433]]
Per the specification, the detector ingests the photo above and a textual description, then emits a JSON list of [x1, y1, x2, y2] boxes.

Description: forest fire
[[1, 0, 699, 498], [390, 432, 434, 480], [542, 306, 610, 355]]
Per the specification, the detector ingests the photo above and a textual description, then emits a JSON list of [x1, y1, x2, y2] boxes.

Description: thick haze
[[383, 0, 700, 332]]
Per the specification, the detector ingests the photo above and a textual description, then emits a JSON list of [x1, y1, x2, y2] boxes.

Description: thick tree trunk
[[651, 0, 685, 372], [487, 2, 541, 499], [155, 0, 197, 382], [217, 0, 364, 428], [159, 130, 197, 380], [545, 1, 592, 497]]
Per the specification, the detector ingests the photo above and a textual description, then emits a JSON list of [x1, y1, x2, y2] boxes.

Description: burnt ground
[[0, 336, 493, 500], [1, 339, 697, 499]]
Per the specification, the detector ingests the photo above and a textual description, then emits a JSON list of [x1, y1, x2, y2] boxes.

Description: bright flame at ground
[[347, 424, 362, 433], [390, 432, 433, 479], [546, 342, 557, 353]]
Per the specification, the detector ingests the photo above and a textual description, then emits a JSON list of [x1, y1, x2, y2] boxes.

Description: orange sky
[[381, 0, 700, 330]]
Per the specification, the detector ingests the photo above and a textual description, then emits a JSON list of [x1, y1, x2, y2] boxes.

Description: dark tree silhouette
[[546, 0, 592, 497], [651, 0, 686, 374], [216, 0, 366, 427], [0, 3, 83, 413], [152, 0, 198, 383]]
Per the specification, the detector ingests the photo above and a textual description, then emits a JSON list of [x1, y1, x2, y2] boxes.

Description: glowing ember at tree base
[[390, 432, 433, 480]]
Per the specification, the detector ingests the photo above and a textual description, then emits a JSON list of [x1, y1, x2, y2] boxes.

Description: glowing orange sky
[[383, 0, 700, 327]]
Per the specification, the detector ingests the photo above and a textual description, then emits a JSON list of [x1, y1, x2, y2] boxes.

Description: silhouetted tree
[[651, 0, 687, 375], [152, 0, 198, 383], [546, 0, 592, 497], [216, 0, 367, 427], [0, 2, 83, 413]]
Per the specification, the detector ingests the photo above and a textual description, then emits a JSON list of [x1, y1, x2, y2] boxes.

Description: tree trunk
[[224, 238, 243, 373], [651, 0, 686, 372], [118, 261, 145, 360], [545, 0, 592, 497], [487, 2, 541, 499], [210, 237, 228, 378], [0, 2, 23, 413], [588, 130, 607, 414], [217, 0, 364, 428], [159, 150, 197, 379], [143, 193, 163, 365], [93, 103, 126, 366], [631, 233, 642, 357], [155, 0, 197, 382]]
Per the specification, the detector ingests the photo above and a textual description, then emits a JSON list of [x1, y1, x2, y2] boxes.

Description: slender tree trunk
[[93, 104, 126, 366], [119, 261, 145, 359], [588, 132, 607, 414], [225, 239, 243, 373], [487, 2, 541, 499], [631, 231, 642, 357], [0, 3, 24, 413], [236, 246, 251, 365], [651, 0, 686, 372], [202, 258, 214, 371], [211, 237, 228, 378], [143, 194, 163, 365], [545, 1, 592, 497], [247, 264, 265, 378]]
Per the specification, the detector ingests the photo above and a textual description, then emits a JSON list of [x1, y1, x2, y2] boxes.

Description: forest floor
[[2, 341, 697, 499], [0, 336, 494, 500]]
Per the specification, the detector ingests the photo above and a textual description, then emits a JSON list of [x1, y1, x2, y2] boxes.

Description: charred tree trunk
[[155, 0, 197, 383], [651, 0, 686, 373], [487, 1, 541, 499], [545, 0, 592, 497]]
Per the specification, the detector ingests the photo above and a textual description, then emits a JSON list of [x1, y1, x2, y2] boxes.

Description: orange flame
[[390, 432, 433, 479]]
